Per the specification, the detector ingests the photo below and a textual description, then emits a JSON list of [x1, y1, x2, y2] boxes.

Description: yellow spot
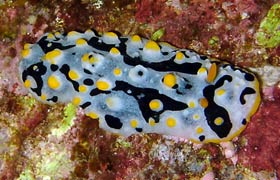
[[207, 63, 217, 83], [54, 32, 61, 37], [47, 75, 60, 89], [67, 31, 78, 37], [113, 68, 122, 76], [149, 118, 156, 126], [72, 96, 81, 106], [216, 89, 225, 96], [199, 98, 208, 108], [110, 47, 120, 55], [89, 56, 98, 64], [196, 127, 204, 134], [78, 85, 87, 93], [214, 117, 224, 126], [104, 32, 118, 38], [193, 114, 200, 120], [45, 49, 62, 64], [82, 53, 89, 62], [96, 79, 110, 91], [144, 40, 160, 51], [131, 35, 141, 42], [23, 43, 32, 49], [21, 49, 30, 58], [188, 101, 196, 108], [47, 33, 55, 39], [166, 117, 176, 128], [41, 93, 47, 101], [24, 79, 31, 88], [85, 29, 94, 34], [175, 51, 185, 61], [149, 99, 162, 111], [106, 98, 113, 108], [76, 38, 87, 46], [130, 119, 138, 128], [163, 73, 176, 88], [68, 70, 79, 80], [197, 67, 207, 74], [87, 111, 99, 119]]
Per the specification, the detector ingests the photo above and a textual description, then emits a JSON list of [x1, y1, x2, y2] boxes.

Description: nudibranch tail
[[19, 30, 261, 143]]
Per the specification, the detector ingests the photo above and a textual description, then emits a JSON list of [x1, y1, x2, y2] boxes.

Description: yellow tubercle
[[163, 73, 176, 88], [47, 75, 60, 89], [113, 68, 122, 76], [85, 29, 94, 34], [196, 127, 204, 134], [197, 67, 207, 74], [104, 32, 118, 38], [21, 49, 30, 58], [144, 40, 160, 51], [76, 38, 87, 46], [188, 101, 196, 108], [89, 56, 98, 64], [199, 98, 208, 108], [82, 53, 89, 62], [175, 51, 185, 61], [87, 111, 99, 119], [24, 79, 31, 88], [110, 47, 120, 55], [166, 117, 176, 128], [131, 35, 141, 42], [216, 89, 225, 96], [54, 32, 61, 37], [67, 31, 79, 37], [23, 43, 32, 49], [41, 93, 47, 101], [44, 49, 62, 64], [105, 98, 113, 108], [47, 33, 55, 39], [96, 79, 111, 91], [193, 114, 200, 120], [68, 70, 79, 80], [214, 117, 224, 126], [72, 96, 81, 106], [149, 118, 156, 126], [78, 85, 87, 93], [149, 99, 162, 111], [130, 119, 138, 128], [207, 63, 217, 83]]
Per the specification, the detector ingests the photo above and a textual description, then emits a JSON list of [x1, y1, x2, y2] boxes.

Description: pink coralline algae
[[135, 0, 278, 66], [238, 84, 280, 177]]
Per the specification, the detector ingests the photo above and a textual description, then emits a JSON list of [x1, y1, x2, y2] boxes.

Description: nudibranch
[[19, 30, 261, 143]]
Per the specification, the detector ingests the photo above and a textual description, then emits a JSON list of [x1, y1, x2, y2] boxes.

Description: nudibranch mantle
[[19, 30, 261, 143]]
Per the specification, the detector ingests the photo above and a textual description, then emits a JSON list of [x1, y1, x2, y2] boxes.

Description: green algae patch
[[115, 137, 132, 149], [151, 28, 165, 41], [37, 151, 69, 178], [18, 167, 35, 180], [208, 36, 220, 47], [256, 3, 280, 48], [51, 103, 76, 137]]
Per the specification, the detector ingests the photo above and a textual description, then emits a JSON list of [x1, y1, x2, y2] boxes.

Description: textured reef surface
[[0, 0, 279, 179]]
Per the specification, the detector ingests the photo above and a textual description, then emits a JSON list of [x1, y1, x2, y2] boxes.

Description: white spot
[[128, 65, 148, 83], [106, 96, 123, 111]]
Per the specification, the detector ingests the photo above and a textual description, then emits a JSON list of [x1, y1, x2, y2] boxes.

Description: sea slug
[[19, 30, 261, 143]]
